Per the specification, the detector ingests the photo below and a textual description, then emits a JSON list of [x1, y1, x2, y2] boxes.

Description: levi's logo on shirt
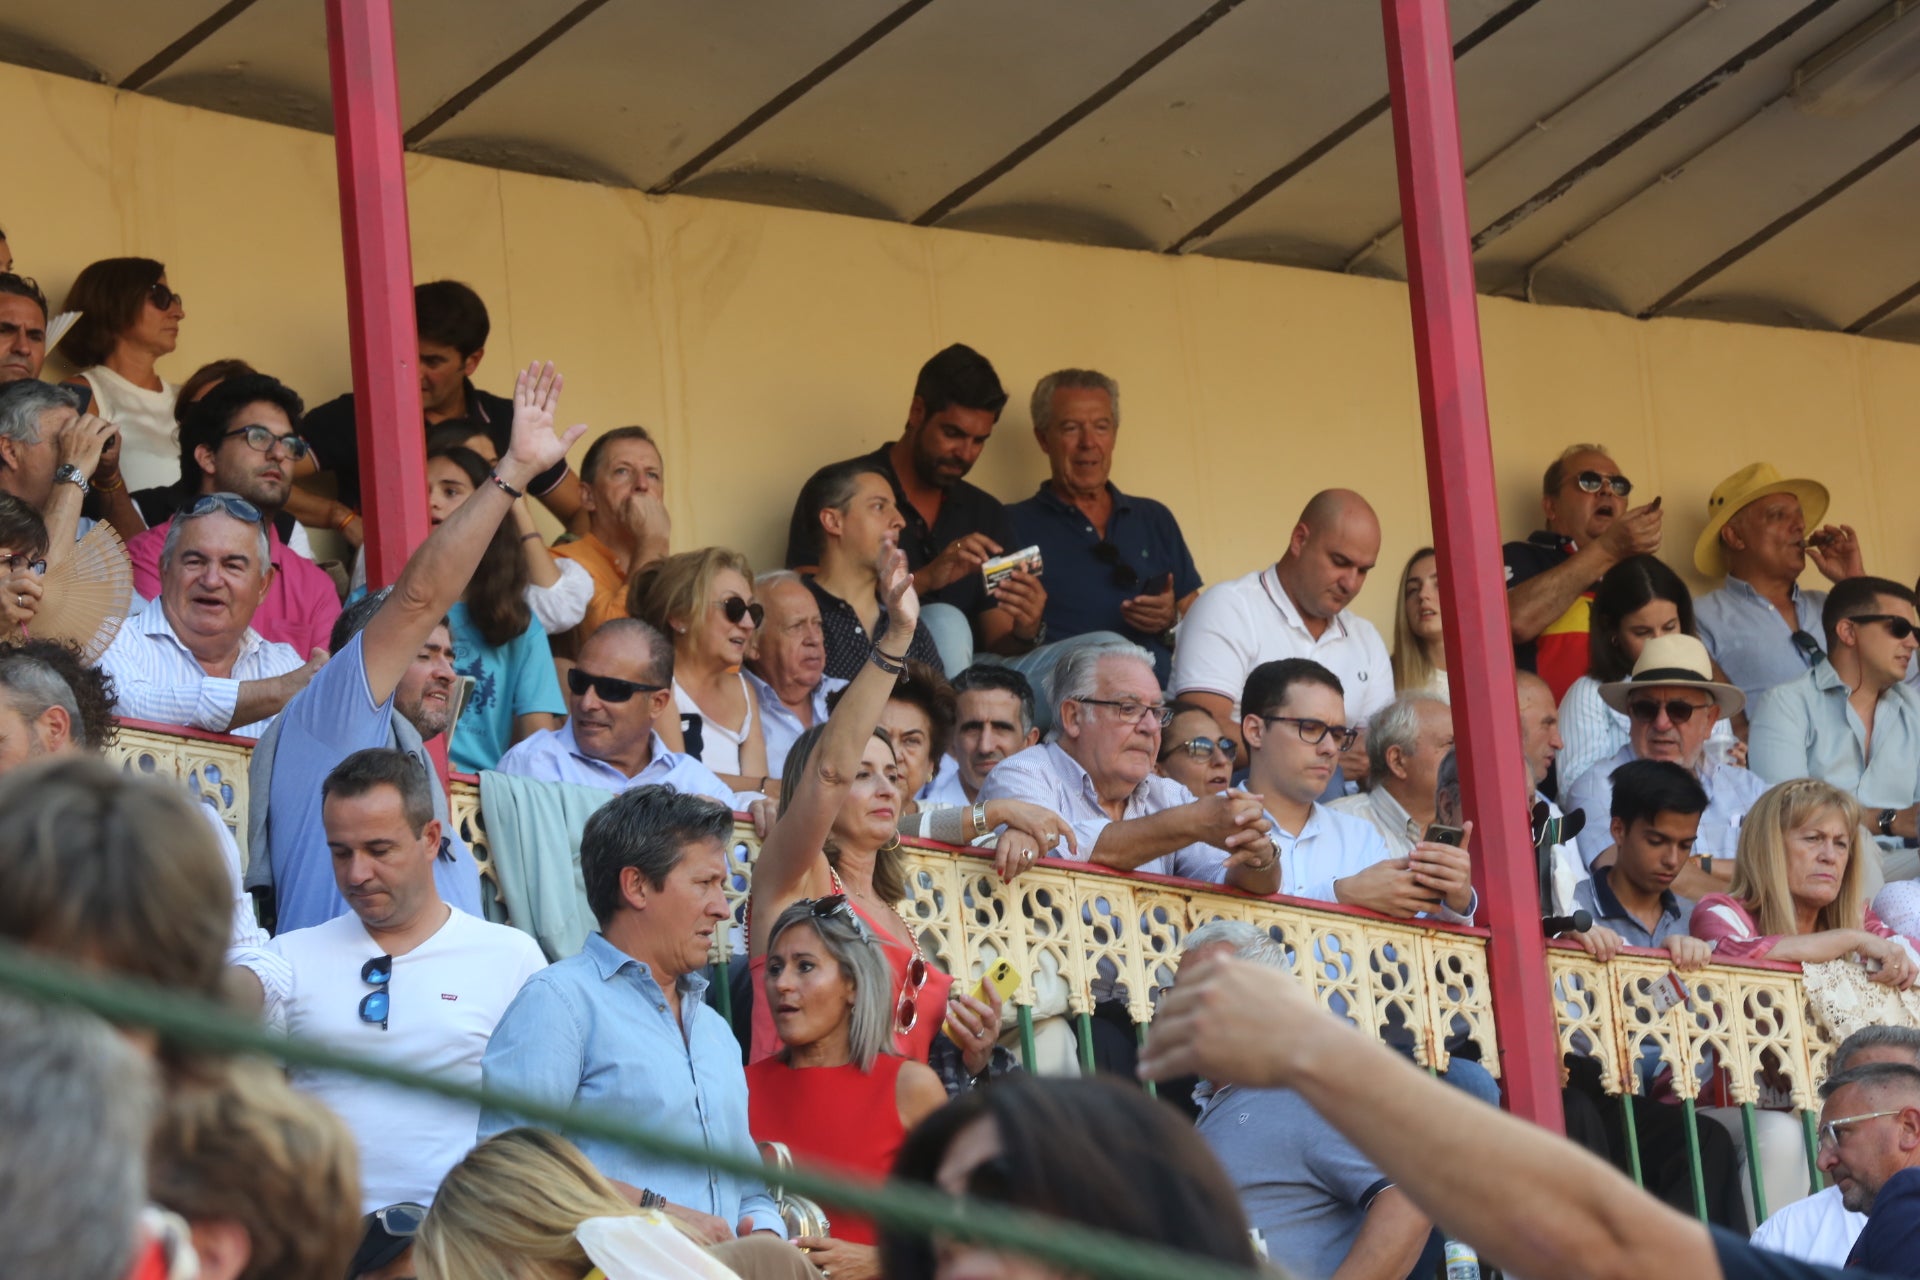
[[441, 993, 458, 1001]]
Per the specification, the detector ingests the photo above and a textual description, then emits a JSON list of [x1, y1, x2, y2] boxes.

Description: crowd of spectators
[[4, 240, 1920, 1280]]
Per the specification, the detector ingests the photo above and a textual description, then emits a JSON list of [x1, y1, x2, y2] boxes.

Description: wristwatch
[[1880, 809, 1898, 838], [52, 463, 88, 494]]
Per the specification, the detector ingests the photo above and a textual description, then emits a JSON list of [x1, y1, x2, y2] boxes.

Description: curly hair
[[426, 444, 531, 647], [0, 638, 117, 752]]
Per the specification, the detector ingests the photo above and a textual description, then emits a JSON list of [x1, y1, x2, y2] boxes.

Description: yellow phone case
[[943, 958, 1021, 1040]]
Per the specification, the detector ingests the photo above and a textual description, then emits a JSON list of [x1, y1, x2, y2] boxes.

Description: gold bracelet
[[94, 473, 124, 493]]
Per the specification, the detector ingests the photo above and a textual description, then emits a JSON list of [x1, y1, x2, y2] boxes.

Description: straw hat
[[1598, 634, 1745, 717], [1692, 462, 1829, 577]]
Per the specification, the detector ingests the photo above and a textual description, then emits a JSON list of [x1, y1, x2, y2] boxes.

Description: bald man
[[1171, 490, 1391, 784]]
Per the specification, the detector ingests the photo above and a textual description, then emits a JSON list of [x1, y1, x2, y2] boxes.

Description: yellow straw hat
[[1693, 462, 1828, 577]]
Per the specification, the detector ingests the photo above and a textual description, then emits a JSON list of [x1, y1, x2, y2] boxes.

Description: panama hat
[[1692, 462, 1829, 577], [1597, 634, 1745, 718]]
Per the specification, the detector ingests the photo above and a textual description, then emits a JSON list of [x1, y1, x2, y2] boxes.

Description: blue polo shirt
[[1005, 482, 1201, 684]]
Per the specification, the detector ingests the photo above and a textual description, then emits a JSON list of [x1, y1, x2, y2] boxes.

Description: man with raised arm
[[249, 362, 585, 933]]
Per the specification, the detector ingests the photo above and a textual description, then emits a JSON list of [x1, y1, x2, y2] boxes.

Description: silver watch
[[53, 463, 88, 494]]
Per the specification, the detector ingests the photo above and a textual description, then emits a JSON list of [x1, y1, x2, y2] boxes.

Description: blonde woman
[[631, 548, 772, 795], [416, 1127, 813, 1280], [1390, 547, 1447, 698]]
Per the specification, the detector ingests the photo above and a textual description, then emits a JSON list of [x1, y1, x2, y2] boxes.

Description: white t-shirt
[[1170, 565, 1394, 724], [262, 908, 546, 1210], [80, 365, 181, 493]]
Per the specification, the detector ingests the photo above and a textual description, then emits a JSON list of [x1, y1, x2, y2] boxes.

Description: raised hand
[[1806, 523, 1865, 582], [55, 412, 116, 479], [875, 534, 920, 645], [502, 362, 588, 488], [1598, 499, 1663, 560]]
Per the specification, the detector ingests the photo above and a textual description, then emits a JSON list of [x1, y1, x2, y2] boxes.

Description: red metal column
[[325, 0, 427, 592], [1380, 0, 1562, 1131]]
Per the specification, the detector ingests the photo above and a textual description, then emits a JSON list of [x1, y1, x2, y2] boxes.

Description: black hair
[[321, 748, 435, 836], [1240, 657, 1343, 721], [1588, 555, 1698, 683], [413, 280, 489, 357], [176, 373, 306, 491], [912, 343, 1007, 418], [1608, 758, 1708, 830], [0, 492, 48, 560], [1822, 575, 1917, 651], [0, 273, 47, 319], [795, 458, 889, 564], [951, 664, 1038, 735], [426, 443, 532, 647]]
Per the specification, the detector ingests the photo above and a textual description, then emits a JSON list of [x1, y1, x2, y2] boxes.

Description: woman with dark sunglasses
[[1153, 700, 1234, 801], [56, 257, 187, 494]]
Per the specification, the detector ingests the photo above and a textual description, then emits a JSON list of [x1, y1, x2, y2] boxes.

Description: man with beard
[[1814, 1062, 1920, 1273], [248, 361, 584, 932], [783, 343, 1043, 674], [125, 372, 342, 653]]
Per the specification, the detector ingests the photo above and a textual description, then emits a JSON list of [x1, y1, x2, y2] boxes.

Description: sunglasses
[[359, 954, 392, 1031], [369, 1202, 427, 1237], [567, 667, 666, 703], [716, 595, 765, 628], [0, 552, 47, 576], [1158, 734, 1233, 762], [1261, 715, 1360, 751], [1846, 614, 1917, 641], [1626, 698, 1711, 726], [1091, 541, 1139, 590], [1571, 470, 1632, 498], [148, 282, 183, 312], [218, 422, 313, 461], [1791, 629, 1827, 667], [184, 492, 264, 524]]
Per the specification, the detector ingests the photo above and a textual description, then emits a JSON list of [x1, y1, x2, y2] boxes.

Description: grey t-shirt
[[1195, 1083, 1392, 1280]]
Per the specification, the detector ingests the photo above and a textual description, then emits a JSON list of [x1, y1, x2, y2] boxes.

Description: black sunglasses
[[1158, 734, 1233, 762], [183, 492, 264, 524], [717, 595, 765, 628], [1846, 614, 1917, 641], [1091, 541, 1139, 590], [567, 667, 666, 703], [1262, 715, 1360, 751], [218, 422, 313, 461], [1626, 698, 1710, 726], [1571, 470, 1632, 498], [1791, 629, 1827, 667], [359, 954, 391, 1031], [148, 282, 183, 311]]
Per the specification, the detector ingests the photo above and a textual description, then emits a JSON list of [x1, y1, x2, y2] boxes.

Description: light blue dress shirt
[[1281, 800, 1476, 924], [1695, 577, 1827, 704], [1750, 663, 1920, 812], [1564, 746, 1769, 866], [479, 932, 783, 1234], [495, 724, 746, 807], [745, 670, 846, 778]]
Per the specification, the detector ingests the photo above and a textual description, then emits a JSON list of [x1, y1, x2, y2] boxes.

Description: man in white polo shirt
[[497, 618, 743, 805], [1170, 489, 1390, 788], [235, 748, 546, 1210]]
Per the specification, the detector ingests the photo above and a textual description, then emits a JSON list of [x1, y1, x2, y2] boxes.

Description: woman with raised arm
[[748, 537, 1075, 1085]]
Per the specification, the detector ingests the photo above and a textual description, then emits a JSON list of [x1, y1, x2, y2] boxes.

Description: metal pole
[[1379, 0, 1562, 1132], [324, 0, 428, 593]]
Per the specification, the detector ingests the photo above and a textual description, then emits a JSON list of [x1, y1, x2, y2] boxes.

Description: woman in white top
[[1558, 554, 1738, 787], [1391, 546, 1449, 699], [631, 545, 771, 795], [56, 258, 186, 493]]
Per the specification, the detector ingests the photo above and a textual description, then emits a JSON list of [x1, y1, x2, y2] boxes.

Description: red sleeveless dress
[[745, 1054, 909, 1245]]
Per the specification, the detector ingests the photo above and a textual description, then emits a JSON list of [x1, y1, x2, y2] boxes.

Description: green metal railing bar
[[0, 943, 1266, 1280], [1681, 1099, 1710, 1222], [1618, 1092, 1645, 1190], [1741, 1102, 1770, 1224]]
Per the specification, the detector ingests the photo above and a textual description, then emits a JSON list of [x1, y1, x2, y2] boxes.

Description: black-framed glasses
[[1158, 734, 1233, 762], [217, 422, 313, 461], [1074, 697, 1174, 728], [1571, 470, 1632, 498], [1262, 715, 1360, 751], [1791, 629, 1827, 667], [567, 667, 665, 703], [717, 596, 765, 628], [369, 1202, 427, 1237], [1626, 698, 1710, 726], [148, 281, 183, 311], [359, 954, 392, 1031], [0, 552, 47, 576], [183, 492, 264, 524], [1091, 541, 1139, 589], [1845, 614, 1917, 641]]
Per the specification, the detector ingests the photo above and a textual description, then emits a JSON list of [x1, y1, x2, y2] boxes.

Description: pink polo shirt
[[127, 518, 344, 657]]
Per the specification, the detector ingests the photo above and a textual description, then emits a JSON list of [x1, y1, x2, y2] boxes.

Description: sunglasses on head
[[148, 282, 183, 311], [1158, 734, 1233, 762], [218, 422, 313, 460], [804, 895, 926, 1034], [184, 492, 264, 523], [369, 1202, 427, 1238], [1626, 698, 1710, 726], [567, 667, 666, 703], [1846, 614, 1917, 641], [1571, 470, 1633, 498], [717, 596, 765, 628], [359, 954, 391, 1031]]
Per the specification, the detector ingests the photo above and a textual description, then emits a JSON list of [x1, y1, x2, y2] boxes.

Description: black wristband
[[869, 645, 909, 677], [488, 470, 525, 499]]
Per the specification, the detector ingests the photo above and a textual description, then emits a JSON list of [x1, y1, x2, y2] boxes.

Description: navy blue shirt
[[1850, 1166, 1920, 1275], [1006, 482, 1200, 684], [1716, 1226, 1892, 1278]]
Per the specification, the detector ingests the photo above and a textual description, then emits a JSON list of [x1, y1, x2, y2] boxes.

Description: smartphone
[[1423, 823, 1466, 847], [982, 545, 1043, 589], [1141, 571, 1173, 595], [943, 958, 1020, 1040]]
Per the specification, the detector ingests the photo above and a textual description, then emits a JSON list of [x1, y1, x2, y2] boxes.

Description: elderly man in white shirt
[[101, 492, 322, 738], [744, 570, 845, 778], [498, 619, 745, 807], [1329, 691, 1454, 857]]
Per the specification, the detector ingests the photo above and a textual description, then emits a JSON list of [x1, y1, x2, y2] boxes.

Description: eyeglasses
[[1091, 541, 1139, 590], [804, 895, 926, 1033], [716, 596, 765, 628], [1792, 630, 1827, 667], [567, 667, 665, 703], [1158, 734, 1233, 762], [1845, 615, 1917, 642], [217, 422, 313, 461], [183, 492, 264, 524], [359, 954, 392, 1031], [1817, 1109, 1904, 1152], [1261, 715, 1360, 751], [148, 282, 183, 311], [1074, 697, 1174, 728], [369, 1202, 427, 1237], [0, 552, 46, 576], [1570, 470, 1632, 498], [1626, 698, 1711, 726]]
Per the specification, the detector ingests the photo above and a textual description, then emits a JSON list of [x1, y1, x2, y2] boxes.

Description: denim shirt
[[479, 933, 783, 1234]]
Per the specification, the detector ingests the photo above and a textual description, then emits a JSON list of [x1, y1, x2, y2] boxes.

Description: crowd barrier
[[110, 719, 1841, 1220]]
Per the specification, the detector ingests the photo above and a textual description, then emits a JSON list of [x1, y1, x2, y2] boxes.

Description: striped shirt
[[100, 595, 305, 739]]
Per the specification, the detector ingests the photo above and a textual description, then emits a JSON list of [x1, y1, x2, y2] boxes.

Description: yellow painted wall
[[7, 61, 1914, 642]]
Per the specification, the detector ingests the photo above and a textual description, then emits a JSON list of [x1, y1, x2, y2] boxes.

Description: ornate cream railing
[[109, 720, 1838, 1099]]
